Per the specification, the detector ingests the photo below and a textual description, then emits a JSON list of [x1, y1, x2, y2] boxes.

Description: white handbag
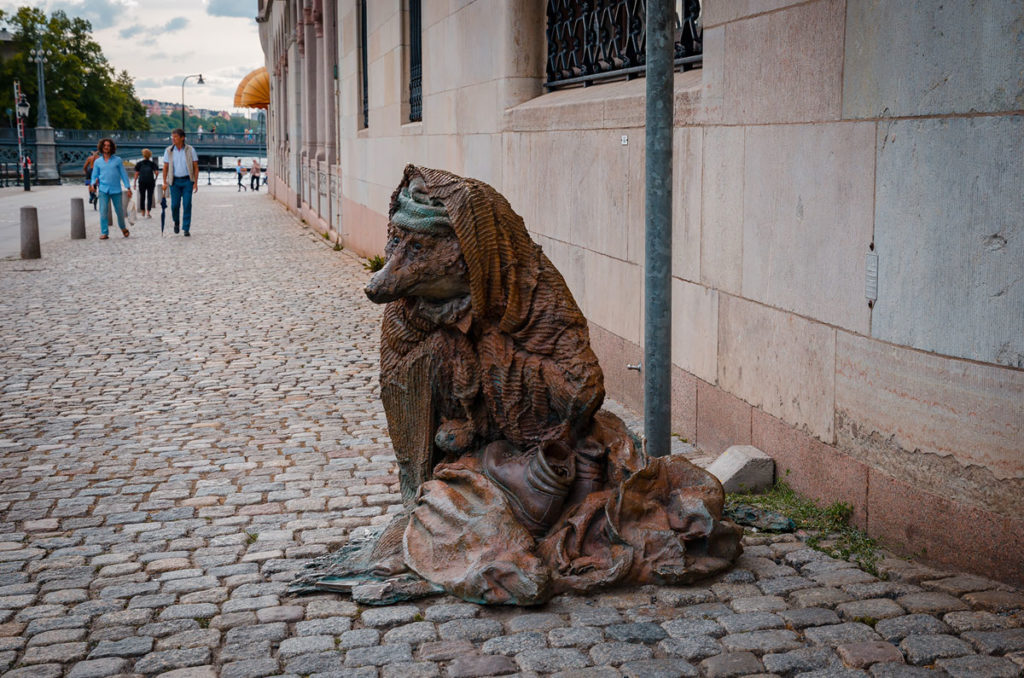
[[124, 194, 138, 225]]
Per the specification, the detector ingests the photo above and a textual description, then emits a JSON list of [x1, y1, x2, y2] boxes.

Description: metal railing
[[53, 129, 266, 146], [545, 0, 702, 89], [0, 128, 36, 143]]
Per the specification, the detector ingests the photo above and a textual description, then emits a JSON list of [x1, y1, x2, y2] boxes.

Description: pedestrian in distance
[[83, 150, 100, 210], [161, 128, 200, 237], [89, 138, 133, 239], [236, 158, 247, 192], [250, 158, 261, 192], [133, 149, 159, 219]]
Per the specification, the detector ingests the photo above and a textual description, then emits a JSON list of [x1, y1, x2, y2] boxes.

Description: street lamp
[[181, 73, 204, 131], [14, 85, 30, 190], [27, 40, 52, 128]]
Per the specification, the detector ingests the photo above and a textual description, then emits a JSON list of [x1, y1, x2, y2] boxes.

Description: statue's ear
[[408, 176, 430, 203]]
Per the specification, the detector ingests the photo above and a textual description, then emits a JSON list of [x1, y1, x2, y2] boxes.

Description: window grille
[[408, 0, 423, 122], [359, 0, 369, 128], [545, 0, 702, 89]]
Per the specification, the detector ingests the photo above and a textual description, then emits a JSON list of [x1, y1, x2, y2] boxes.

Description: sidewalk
[[0, 185, 98, 259], [0, 189, 1021, 678]]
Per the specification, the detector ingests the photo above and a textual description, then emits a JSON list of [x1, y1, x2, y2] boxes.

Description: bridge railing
[[0, 128, 37, 143], [55, 129, 266, 146]]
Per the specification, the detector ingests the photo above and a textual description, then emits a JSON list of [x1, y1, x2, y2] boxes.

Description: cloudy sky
[[1, 0, 262, 112]]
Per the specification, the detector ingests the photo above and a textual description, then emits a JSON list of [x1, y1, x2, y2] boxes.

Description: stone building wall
[[258, 0, 1024, 583]]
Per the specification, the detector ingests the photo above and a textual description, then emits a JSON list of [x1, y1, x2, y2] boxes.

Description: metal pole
[[644, 0, 674, 458], [180, 74, 203, 132], [14, 81, 26, 191], [21, 206, 40, 259]]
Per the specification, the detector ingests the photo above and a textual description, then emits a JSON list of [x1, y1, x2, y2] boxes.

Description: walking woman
[[89, 138, 133, 239], [134, 149, 159, 218], [250, 159, 261, 192], [236, 159, 247, 192]]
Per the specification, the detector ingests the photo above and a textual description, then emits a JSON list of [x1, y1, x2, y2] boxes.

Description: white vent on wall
[[865, 252, 878, 303]]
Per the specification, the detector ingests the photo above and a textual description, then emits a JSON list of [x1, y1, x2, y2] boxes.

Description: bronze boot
[[564, 440, 607, 508], [482, 440, 575, 537]]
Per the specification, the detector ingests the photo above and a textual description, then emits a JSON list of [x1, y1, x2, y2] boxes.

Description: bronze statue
[[292, 165, 741, 605]]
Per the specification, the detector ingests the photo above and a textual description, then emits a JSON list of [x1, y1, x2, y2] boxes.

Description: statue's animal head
[[364, 177, 470, 311]]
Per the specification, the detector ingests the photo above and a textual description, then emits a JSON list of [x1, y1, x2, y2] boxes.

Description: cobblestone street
[[0, 187, 1022, 678]]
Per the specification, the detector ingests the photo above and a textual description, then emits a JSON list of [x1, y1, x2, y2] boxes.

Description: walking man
[[161, 128, 199, 236]]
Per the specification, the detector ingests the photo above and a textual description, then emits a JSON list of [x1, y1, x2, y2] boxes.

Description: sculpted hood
[[388, 164, 604, 446], [390, 164, 545, 336]]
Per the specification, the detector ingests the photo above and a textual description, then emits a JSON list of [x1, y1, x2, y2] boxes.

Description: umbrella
[[160, 196, 167, 235]]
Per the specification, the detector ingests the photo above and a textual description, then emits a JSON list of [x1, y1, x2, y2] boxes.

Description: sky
[[1, 0, 263, 112]]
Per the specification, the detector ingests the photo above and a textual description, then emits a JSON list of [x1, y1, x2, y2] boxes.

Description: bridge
[[0, 128, 266, 178]]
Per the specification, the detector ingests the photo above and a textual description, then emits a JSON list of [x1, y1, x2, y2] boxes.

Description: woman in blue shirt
[[89, 138, 133, 239]]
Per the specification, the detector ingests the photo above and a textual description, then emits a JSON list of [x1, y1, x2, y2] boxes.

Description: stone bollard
[[21, 206, 41, 259], [71, 198, 86, 239]]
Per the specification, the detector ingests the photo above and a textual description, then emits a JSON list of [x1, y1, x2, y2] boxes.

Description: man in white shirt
[[161, 128, 199, 236]]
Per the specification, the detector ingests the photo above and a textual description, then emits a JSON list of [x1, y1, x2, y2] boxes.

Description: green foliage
[[147, 112, 262, 135], [0, 6, 148, 130], [727, 481, 882, 576], [363, 255, 386, 272]]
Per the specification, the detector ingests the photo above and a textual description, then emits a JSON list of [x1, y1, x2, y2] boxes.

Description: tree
[[0, 6, 149, 130], [147, 112, 260, 135]]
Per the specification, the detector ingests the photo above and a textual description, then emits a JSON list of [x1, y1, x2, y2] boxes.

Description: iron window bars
[[408, 0, 423, 122], [545, 0, 702, 89], [359, 0, 369, 128]]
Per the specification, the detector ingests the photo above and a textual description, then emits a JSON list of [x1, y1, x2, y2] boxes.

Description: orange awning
[[234, 67, 270, 109]]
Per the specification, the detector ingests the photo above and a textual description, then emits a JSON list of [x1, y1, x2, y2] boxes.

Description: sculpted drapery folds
[[293, 166, 741, 605]]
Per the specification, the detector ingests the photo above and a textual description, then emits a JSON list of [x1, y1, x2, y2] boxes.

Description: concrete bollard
[[21, 206, 41, 259], [71, 198, 86, 239]]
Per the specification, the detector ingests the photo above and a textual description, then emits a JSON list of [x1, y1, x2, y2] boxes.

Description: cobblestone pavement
[[0, 185, 93, 258], [1, 188, 1022, 678]]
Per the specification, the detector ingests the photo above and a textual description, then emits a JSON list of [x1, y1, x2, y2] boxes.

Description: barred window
[[407, 0, 422, 122], [545, 0, 702, 89], [358, 0, 369, 128]]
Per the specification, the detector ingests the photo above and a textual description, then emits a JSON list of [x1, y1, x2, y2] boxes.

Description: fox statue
[[293, 166, 742, 605]]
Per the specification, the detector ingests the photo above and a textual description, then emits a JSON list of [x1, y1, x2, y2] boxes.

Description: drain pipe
[[644, 0, 674, 458]]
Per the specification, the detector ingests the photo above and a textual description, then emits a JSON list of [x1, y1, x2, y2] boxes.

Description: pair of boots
[[482, 439, 606, 537]]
